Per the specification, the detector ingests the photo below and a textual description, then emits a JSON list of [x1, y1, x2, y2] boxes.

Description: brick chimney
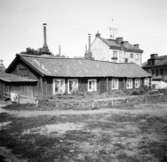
[[95, 31, 101, 37], [134, 44, 139, 48], [122, 41, 129, 45], [150, 53, 158, 59], [116, 37, 123, 44]]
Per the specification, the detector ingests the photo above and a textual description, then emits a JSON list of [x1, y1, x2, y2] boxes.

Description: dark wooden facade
[[5, 55, 151, 98], [0, 81, 36, 99], [143, 54, 167, 82]]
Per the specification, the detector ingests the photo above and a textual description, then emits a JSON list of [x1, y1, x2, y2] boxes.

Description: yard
[[0, 95, 167, 162]]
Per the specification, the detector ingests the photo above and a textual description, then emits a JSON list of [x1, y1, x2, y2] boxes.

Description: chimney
[[0, 59, 5, 72], [43, 23, 48, 48], [116, 37, 123, 44], [58, 45, 61, 56], [85, 34, 93, 59], [122, 41, 129, 45], [88, 34, 91, 53], [151, 53, 158, 59], [95, 31, 101, 37], [39, 23, 51, 55], [134, 44, 139, 48]]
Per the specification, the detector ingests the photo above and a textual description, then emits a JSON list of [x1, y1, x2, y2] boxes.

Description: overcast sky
[[0, 0, 167, 66]]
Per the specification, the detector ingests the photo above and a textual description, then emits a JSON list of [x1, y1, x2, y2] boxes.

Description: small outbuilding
[[0, 72, 37, 102]]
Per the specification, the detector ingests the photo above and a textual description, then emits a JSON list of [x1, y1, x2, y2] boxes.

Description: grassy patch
[[1, 102, 167, 161]]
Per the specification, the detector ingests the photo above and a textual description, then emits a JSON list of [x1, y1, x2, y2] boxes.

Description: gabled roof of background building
[[6, 54, 151, 78], [100, 38, 122, 50], [96, 35, 143, 53], [0, 72, 37, 83]]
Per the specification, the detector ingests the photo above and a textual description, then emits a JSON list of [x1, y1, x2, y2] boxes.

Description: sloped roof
[[101, 38, 122, 50], [143, 55, 167, 67], [98, 36, 143, 53], [0, 72, 37, 83], [153, 55, 167, 66], [121, 42, 143, 53], [6, 54, 151, 78]]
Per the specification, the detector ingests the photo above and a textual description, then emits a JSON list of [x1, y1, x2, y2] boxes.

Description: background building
[[143, 54, 167, 89], [91, 32, 143, 66]]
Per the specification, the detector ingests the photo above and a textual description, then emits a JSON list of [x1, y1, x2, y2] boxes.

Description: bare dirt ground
[[0, 99, 167, 162]]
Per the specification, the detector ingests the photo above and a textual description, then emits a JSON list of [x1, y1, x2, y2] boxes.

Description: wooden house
[[143, 54, 167, 89], [5, 53, 151, 98]]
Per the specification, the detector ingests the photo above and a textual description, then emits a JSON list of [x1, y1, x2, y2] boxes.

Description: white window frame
[[126, 79, 133, 89], [144, 78, 150, 87], [53, 79, 65, 95], [111, 78, 119, 90], [88, 79, 97, 92], [68, 79, 78, 94], [135, 79, 141, 88]]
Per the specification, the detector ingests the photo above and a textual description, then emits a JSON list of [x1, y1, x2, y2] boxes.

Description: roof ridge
[[98, 36, 143, 53], [18, 53, 135, 65]]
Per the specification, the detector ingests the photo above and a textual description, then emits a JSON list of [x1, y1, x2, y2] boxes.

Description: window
[[68, 79, 78, 94], [156, 69, 159, 76], [113, 51, 118, 58], [53, 79, 65, 94], [130, 53, 133, 58], [125, 58, 128, 63], [112, 51, 118, 61], [111, 79, 119, 89], [136, 53, 140, 60], [160, 69, 164, 76], [135, 79, 140, 88], [144, 78, 150, 87], [126, 79, 133, 89], [88, 79, 97, 92]]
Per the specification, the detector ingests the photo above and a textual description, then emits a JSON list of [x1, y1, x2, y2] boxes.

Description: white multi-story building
[[91, 32, 143, 66]]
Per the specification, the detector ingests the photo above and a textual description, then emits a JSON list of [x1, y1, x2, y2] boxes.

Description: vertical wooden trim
[[106, 77, 109, 94], [40, 77, 43, 97]]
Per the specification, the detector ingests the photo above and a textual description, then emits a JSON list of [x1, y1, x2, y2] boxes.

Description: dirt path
[[1, 102, 167, 118]]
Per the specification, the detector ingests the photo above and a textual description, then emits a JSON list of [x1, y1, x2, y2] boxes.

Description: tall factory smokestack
[[43, 23, 48, 49], [88, 34, 91, 53], [39, 23, 51, 55]]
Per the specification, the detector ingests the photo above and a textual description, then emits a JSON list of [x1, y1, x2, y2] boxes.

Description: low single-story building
[[0, 72, 37, 102], [5, 53, 151, 98]]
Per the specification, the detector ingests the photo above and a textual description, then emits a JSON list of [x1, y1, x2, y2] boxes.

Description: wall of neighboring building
[[125, 51, 142, 65], [145, 66, 167, 82], [91, 38, 114, 62]]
